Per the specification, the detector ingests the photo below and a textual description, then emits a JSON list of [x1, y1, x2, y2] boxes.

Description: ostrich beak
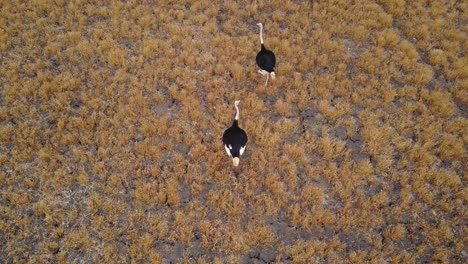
[[270, 72, 276, 80], [233, 157, 240, 166]]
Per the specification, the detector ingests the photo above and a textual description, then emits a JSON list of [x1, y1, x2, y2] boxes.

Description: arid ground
[[0, 0, 466, 263]]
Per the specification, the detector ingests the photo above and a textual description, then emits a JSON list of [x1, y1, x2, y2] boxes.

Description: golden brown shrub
[[1, 0, 465, 262]]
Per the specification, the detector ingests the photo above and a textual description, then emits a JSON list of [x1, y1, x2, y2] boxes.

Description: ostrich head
[[233, 157, 240, 166]]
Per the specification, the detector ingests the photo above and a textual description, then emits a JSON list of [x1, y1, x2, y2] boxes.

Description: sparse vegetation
[[0, 0, 466, 263]]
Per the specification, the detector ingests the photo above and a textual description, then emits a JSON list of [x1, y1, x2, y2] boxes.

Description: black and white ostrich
[[256, 23, 276, 86], [222, 100, 248, 167]]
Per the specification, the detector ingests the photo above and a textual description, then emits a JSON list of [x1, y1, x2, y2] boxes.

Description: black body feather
[[256, 44, 276, 73], [222, 120, 248, 158]]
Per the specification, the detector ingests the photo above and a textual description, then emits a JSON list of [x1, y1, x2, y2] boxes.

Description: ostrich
[[256, 23, 276, 86], [222, 100, 248, 167]]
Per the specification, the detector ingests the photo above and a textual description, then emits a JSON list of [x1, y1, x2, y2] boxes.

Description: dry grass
[[1, 0, 466, 263]]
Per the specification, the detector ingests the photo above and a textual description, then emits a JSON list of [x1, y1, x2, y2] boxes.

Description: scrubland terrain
[[1, 0, 467, 263]]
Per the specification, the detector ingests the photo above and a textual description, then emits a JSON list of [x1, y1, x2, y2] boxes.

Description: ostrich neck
[[235, 104, 240, 120], [259, 25, 264, 44]]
